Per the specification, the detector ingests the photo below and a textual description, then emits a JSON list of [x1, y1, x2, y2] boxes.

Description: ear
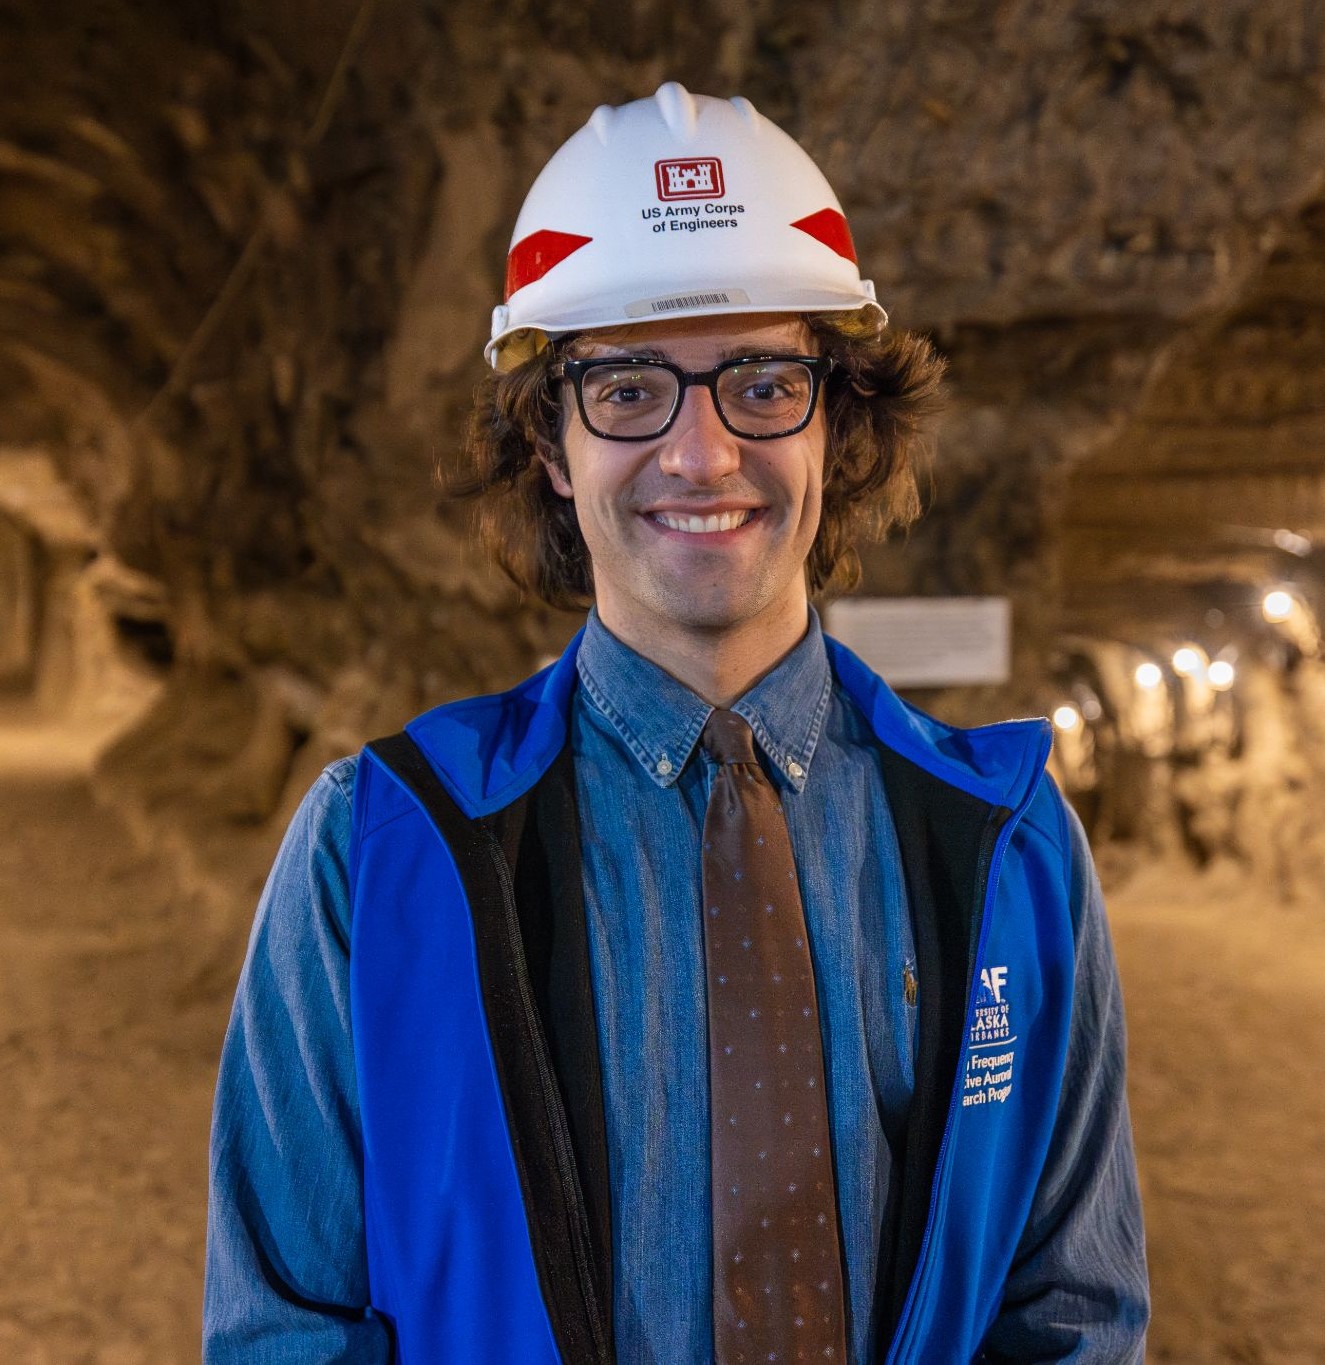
[[538, 444, 574, 499]]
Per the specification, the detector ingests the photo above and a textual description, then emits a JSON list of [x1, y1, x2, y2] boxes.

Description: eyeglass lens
[[579, 359, 815, 438]]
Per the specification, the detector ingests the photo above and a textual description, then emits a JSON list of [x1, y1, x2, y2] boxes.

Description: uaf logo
[[655, 157, 725, 201], [971, 964, 1012, 1048], [977, 965, 1008, 1005]]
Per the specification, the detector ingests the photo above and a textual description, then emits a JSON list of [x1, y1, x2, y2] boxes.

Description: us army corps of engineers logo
[[962, 965, 1017, 1110], [654, 156, 725, 200]]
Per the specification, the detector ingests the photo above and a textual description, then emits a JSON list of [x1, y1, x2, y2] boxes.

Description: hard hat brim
[[487, 290, 887, 371]]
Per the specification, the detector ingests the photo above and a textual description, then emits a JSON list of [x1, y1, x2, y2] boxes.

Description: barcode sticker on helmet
[[625, 288, 752, 318]]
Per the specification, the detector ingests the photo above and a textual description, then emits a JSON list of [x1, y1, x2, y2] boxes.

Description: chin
[[643, 582, 781, 634]]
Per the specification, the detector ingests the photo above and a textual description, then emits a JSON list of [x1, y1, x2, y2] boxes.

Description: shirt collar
[[575, 606, 832, 794]]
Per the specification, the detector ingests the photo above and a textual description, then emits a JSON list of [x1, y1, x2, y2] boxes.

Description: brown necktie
[[700, 709, 849, 1364]]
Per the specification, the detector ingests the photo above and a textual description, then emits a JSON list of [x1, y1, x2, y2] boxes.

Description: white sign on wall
[[827, 596, 1012, 687]]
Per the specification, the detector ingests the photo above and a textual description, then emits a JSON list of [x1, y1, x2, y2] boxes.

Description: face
[[543, 313, 826, 649]]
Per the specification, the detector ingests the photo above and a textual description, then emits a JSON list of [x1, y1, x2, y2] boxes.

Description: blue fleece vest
[[348, 631, 1067, 1362]]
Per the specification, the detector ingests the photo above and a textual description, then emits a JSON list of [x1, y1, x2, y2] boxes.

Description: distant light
[[1262, 589, 1295, 624], [1172, 645, 1206, 677], [1052, 704, 1082, 732], [1134, 662, 1163, 690], [1208, 660, 1236, 690], [1080, 695, 1103, 722]]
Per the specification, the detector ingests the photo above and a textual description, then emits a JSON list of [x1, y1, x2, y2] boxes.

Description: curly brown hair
[[451, 309, 945, 609]]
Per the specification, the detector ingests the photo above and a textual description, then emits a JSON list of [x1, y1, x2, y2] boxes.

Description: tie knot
[[701, 709, 758, 766]]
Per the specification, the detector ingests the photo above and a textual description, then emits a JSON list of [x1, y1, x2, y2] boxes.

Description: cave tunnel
[[1, 1, 1323, 1358]]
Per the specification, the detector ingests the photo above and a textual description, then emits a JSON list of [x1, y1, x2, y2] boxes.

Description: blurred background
[[2, 0, 1324, 1358]]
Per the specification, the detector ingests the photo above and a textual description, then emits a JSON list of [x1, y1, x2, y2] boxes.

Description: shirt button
[[656, 756, 673, 776], [787, 760, 804, 780]]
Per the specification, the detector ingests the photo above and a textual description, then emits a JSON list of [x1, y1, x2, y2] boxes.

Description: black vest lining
[[366, 734, 613, 1365], [503, 744, 615, 1327], [875, 745, 1011, 1345]]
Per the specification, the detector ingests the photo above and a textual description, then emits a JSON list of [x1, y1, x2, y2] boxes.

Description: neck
[[595, 597, 811, 708]]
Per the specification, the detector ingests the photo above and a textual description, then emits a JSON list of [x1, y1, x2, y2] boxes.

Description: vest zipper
[[481, 825, 611, 1364], [883, 728, 1052, 1364]]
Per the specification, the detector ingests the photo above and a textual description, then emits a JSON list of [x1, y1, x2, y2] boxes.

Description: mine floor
[[0, 774, 1320, 1361], [1112, 858, 1325, 1364]]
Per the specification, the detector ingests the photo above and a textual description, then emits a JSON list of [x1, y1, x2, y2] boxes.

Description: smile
[[649, 509, 757, 534]]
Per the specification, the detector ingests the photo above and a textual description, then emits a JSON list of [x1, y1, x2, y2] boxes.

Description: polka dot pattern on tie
[[699, 709, 848, 1365]]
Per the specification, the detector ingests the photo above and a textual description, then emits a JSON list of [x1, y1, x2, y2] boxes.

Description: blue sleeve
[[980, 795, 1150, 1362], [204, 757, 394, 1362]]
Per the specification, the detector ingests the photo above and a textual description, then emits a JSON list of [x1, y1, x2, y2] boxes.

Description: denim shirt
[[205, 618, 1148, 1362], [572, 607, 915, 1363]]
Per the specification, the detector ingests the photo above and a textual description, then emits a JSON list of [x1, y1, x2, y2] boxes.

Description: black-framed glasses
[[551, 354, 834, 441]]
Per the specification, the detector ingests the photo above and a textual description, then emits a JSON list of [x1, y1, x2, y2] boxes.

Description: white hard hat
[[486, 82, 886, 370]]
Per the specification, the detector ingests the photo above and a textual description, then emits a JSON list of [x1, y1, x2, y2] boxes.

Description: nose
[[656, 381, 743, 484]]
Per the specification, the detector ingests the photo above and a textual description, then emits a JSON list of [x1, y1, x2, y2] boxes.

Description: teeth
[[655, 509, 754, 533]]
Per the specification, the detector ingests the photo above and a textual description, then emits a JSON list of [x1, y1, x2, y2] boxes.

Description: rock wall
[[1056, 182, 1325, 890], [3, 0, 1325, 914]]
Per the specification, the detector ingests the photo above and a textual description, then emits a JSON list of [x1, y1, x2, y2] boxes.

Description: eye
[[583, 365, 674, 407], [739, 374, 796, 403], [719, 360, 813, 416]]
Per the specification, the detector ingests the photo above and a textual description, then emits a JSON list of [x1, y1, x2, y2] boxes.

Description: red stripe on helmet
[[504, 229, 594, 300], [790, 208, 857, 264]]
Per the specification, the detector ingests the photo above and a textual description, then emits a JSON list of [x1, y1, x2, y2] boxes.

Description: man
[[206, 83, 1148, 1362]]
